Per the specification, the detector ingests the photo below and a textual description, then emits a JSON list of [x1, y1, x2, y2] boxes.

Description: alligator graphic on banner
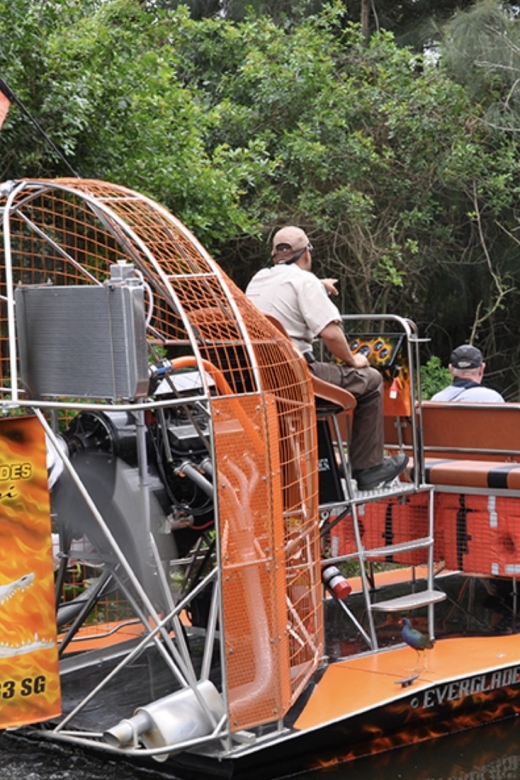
[[0, 415, 60, 727]]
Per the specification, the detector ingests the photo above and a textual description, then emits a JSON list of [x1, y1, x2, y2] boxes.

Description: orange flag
[[0, 81, 12, 129]]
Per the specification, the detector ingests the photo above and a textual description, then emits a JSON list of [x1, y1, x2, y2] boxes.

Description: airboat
[[1, 177, 520, 779]]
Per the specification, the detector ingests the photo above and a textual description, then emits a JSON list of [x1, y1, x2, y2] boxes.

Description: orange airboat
[[0, 177, 519, 778]]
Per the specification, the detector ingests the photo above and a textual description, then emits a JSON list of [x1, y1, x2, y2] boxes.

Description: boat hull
[[93, 634, 520, 779]]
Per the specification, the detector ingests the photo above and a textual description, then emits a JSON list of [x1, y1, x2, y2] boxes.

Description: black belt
[[303, 351, 316, 364]]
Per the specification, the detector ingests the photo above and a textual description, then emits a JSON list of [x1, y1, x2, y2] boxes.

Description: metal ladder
[[351, 484, 445, 650], [319, 315, 446, 651]]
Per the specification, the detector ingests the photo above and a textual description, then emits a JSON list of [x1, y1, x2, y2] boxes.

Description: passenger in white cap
[[246, 225, 408, 490]]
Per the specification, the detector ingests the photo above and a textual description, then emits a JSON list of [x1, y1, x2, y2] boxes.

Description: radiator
[[15, 264, 149, 401]]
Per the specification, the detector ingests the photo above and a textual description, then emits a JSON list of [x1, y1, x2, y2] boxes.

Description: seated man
[[246, 225, 408, 490], [431, 344, 505, 403]]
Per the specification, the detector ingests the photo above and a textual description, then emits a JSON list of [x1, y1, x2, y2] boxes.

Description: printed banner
[[0, 415, 61, 727]]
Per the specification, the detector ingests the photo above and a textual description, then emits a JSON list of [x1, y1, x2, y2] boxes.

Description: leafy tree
[[146, 0, 325, 23], [443, 0, 520, 129], [0, 0, 102, 177], [144, 0, 520, 48], [166, 2, 520, 396], [344, 0, 491, 48], [420, 356, 452, 399], [431, 0, 520, 394], [178, 11, 478, 310], [0, 0, 269, 248]]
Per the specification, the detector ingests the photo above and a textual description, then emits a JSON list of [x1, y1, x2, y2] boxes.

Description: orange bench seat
[[423, 458, 520, 490]]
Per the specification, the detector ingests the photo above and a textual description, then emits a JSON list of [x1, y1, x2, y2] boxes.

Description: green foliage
[[442, 1, 520, 136], [420, 356, 452, 400], [164, 8, 486, 312], [145, 0, 516, 49], [148, 0, 325, 24], [0, 0, 268, 248]]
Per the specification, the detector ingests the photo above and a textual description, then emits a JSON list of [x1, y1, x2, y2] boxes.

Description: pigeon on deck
[[401, 617, 434, 670]]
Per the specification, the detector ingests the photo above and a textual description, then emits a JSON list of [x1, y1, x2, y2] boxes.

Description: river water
[[3, 717, 520, 780]]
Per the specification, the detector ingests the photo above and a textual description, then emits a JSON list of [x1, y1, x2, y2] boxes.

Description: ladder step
[[370, 589, 446, 612], [353, 481, 421, 500], [364, 536, 432, 558]]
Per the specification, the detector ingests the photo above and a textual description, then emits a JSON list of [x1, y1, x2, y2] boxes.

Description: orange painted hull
[[191, 634, 520, 779]]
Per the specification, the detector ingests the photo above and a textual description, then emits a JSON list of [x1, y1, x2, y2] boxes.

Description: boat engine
[[51, 372, 216, 604]]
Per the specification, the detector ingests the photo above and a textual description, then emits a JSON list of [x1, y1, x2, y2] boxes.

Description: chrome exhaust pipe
[[103, 679, 224, 761]]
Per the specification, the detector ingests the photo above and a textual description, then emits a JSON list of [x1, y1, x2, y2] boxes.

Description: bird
[[401, 617, 434, 671]]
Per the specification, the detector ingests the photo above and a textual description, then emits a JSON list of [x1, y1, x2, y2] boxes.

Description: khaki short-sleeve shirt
[[246, 265, 342, 353]]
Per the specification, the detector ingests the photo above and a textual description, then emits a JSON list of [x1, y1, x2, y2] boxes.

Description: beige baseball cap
[[271, 226, 311, 263]]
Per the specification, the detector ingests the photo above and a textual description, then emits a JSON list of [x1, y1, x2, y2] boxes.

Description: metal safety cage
[[0, 178, 322, 761]]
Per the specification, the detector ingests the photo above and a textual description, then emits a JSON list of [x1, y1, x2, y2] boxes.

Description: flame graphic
[[0, 416, 61, 727], [307, 681, 520, 769]]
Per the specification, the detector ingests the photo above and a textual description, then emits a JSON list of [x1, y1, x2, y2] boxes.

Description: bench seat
[[423, 458, 520, 490], [384, 401, 520, 491]]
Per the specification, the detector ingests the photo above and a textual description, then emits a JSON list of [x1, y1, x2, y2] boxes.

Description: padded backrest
[[385, 401, 520, 461], [263, 313, 356, 413]]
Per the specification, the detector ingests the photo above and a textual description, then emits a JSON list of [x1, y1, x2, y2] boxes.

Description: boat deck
[[295, 633, 520, 731]]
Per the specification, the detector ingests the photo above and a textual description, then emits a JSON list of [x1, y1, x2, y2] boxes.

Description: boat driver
[[245, 225, 408, 491]]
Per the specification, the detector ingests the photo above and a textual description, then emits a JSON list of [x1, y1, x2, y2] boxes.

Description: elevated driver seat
[[263, 313, 356, 505]]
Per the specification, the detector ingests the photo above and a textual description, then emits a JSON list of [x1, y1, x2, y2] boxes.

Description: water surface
[[3, 717, 520, 780]]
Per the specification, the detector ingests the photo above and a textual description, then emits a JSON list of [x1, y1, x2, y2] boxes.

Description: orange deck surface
[[59, 611, 192, 653], [295, 633, 520, 731]]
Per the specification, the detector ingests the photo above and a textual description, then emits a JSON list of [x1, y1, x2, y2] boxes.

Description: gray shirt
[[431, 381, 505, 403]]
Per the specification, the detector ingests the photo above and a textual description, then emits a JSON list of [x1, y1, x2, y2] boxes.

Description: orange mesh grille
[[0, 178, 323, 727], [213, 394, 290, 730]]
